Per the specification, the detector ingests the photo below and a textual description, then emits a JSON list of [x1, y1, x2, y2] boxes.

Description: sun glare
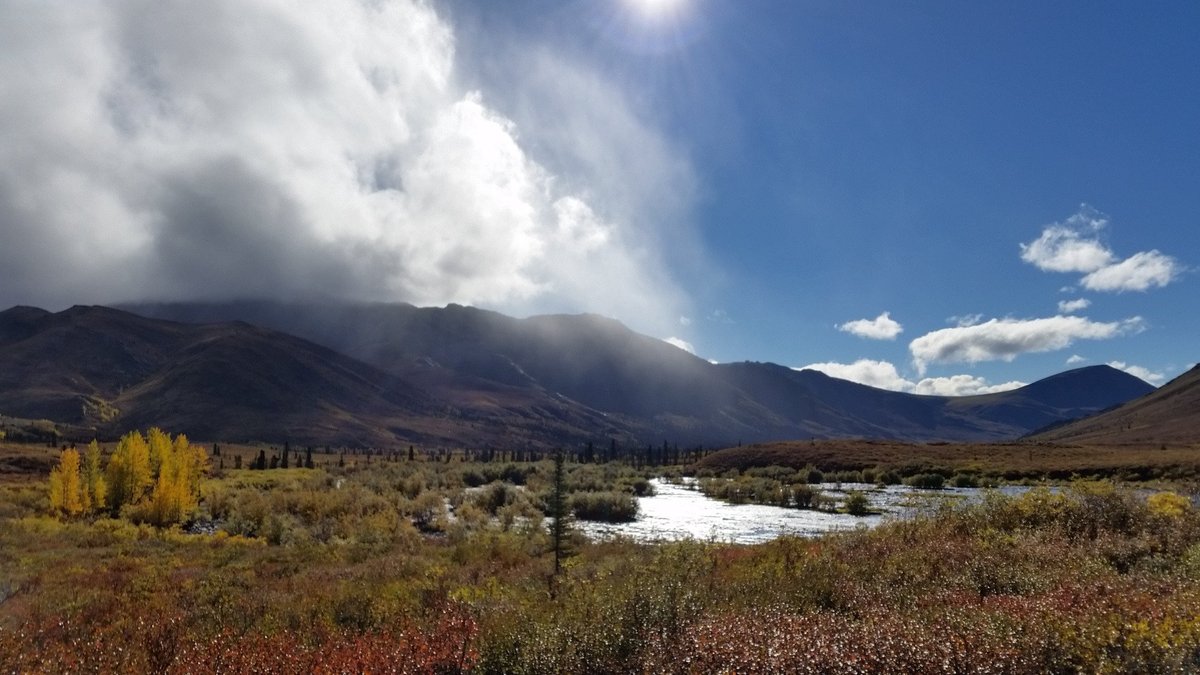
[[626, 0, 688, 21]]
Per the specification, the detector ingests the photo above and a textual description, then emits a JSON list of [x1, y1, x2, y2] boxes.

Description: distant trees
[[48, 429, 208, 526]]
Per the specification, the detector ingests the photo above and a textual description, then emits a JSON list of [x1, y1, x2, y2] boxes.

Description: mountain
[[1028, 365, 1200, 444], [120, 300, 1156, 444], [0, 305, 448, 446]]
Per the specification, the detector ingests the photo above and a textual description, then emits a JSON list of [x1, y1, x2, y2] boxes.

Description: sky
[[1, 0, 1196, 395]]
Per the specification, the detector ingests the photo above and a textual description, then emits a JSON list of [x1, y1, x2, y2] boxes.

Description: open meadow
[[3, 434, 1200, 673]]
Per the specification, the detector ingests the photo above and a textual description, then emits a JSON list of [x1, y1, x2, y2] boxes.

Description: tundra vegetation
[[1, 432, 1200, 673]]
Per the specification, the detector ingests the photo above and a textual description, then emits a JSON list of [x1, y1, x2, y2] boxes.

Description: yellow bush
[[1148, 491, 1191, 518]]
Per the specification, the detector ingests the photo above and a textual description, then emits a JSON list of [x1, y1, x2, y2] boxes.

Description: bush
[[905, 473, 945, 489], [844, 491, 870, 516], [569, 492, 638, 523]]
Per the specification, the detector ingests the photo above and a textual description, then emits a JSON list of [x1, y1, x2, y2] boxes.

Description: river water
[[577, 478, 1031, 545]]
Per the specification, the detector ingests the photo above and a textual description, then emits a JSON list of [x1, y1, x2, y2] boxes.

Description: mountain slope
[[1029, 365, 1200, 444], [0, 305, 444, 445]]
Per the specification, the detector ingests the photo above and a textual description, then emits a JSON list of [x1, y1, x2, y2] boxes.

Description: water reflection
[[578, 478, 1033, 545]]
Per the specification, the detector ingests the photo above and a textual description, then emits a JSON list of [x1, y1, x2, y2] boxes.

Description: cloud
[[909, 315, 1144, 374], [1081, 251, 1181, 292], [948, 314, 985, 328], [837, 312, 903, 340], [0, 0, 692, 333], [662, 336, 695, 354], [1107, 361, 1165, 385], [796, 359, 1024, 396], [1019, 205, 1182, 293], [1019, 206, 1114, 273], [1057, 298, 1091, 314], [1066, 354, 1087, 365], [798, 359, 912, 392], [911, 375, 1025, 397]]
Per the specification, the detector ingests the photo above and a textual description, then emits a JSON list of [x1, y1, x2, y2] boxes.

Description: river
[[577, 478, 1034, 544]]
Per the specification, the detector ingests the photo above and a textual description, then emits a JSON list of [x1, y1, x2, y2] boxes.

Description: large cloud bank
[[0, 0, 689, 329]]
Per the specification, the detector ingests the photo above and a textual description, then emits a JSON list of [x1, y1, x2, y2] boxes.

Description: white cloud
[[1107, 361, 1165, 385], [0, 0, 692, 333], [1066, 354, 1087, 365], [948, 314, 984, 328], [909, 315, 1144, 374], [1057, 298, 1091, 314], [798, 359, 913, 392], [1081, 250, 1181, 292], [1020, 205, 1182, 293], [678, 316, 692, 326], [796, 359, 1024, 397], [662, 336, 695, 354], [912, 375, 1025, 397], [837, 312, 903, 340]]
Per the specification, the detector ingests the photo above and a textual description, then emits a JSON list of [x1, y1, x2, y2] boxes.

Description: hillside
[[0, 305, 447, 446], [1029, 364, 1200, 444]]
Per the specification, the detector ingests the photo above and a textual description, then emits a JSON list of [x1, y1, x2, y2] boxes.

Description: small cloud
[[909, 315, 1144, 374], [1081, 250, 1181, 292], [1019, 205, 1114, 273], [837, 311, 903, 340], [797, 359, 912, 392], [1057, 298, 1091, 314], [1020, 205, 1182, 293], [678, 316, 692, 326], [662, 336, 695, 355], [1107, 361, 1165, 385], [796, 359, 1023, 396], [707, 309, 733, 324], [912, 375, 1025, 397], [1066, 354, 1087, 365], [948, 314, 984, 327]]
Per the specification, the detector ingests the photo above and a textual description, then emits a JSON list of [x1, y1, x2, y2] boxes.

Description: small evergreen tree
[[549, 449, 573, 576]]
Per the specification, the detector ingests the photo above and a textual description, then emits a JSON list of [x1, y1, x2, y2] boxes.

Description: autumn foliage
[[47, 429, 207, 526]]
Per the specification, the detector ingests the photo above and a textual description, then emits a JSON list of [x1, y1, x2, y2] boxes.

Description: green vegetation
[[3, 437, 1200, 672]]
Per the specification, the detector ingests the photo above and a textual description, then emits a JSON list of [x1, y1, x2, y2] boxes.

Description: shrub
[[905, 473, 945, 489], [569, 491, 638, 523], [844, 491, 870, 516]]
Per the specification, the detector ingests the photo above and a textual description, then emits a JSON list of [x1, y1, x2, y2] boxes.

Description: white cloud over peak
[[1066, 354, 1087, 365], [662, 337, 696, 354], [912, 375, 1025, 397], [837, 312, 903, 340], [0, 0, 692, 332], [1057, 298, 1091, 314], [909, 315, 1144, 374], [1019, 206, 1182, 293], [1107, 361, 1165, 385], [796, 360, 1023, 397], [799, 359, 912, 391]]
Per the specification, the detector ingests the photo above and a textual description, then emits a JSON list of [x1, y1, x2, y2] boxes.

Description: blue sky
[[1, 0, 1195, 394], [442, 0, 1198, 392]]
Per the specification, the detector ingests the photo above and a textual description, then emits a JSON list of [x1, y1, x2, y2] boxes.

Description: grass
[[3, 439, 1200, 672]]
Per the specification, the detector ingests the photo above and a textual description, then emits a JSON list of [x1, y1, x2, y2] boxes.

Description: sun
[[624, 0, 688, 21]]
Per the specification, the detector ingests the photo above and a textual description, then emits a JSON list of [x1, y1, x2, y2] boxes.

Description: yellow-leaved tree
[[141, 433, 207, 526], [48, 448, 83, 517], [105, 430, 152, 514], [80, 440, 108, 514]]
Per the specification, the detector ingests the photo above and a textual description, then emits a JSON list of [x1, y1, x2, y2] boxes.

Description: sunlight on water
[[578, 478, 1034, 545]]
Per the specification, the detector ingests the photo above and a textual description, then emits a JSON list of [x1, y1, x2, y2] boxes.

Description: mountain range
[[0, 301, 1165, 447]]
